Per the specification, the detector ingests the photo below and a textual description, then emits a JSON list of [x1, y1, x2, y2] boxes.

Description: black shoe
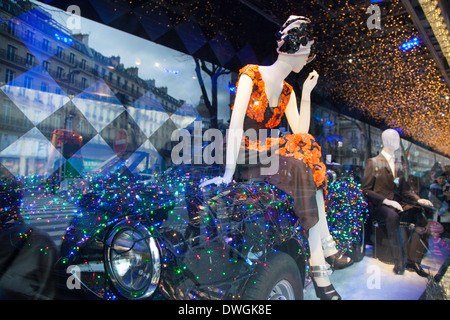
[[325, 253, 354, 270], [310, 264, 342, 300], [406, 262, 428, 278], [393, 261, 405, 275], [311, 278, 342, 300]]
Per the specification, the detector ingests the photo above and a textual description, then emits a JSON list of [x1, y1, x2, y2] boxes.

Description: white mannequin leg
[[309, 222, 331, 287], [316, 189, 339, 257]]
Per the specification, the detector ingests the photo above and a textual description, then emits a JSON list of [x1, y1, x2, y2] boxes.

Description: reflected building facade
[[0, 0, 205, 181]]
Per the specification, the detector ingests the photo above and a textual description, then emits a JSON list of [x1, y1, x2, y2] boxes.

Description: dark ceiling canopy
[[39, 1, 449, 73]]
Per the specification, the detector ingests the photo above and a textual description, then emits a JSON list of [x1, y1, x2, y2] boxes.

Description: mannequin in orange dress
[[200, 16, 350, 300]]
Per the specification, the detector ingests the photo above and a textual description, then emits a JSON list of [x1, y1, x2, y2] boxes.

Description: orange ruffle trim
[[232, 65, 292, 129], [279, 133, 327, 192], [243, 133, 327, 192]]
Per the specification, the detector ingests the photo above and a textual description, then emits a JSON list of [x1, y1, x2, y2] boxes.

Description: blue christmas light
[[400, 37, 420, 51], [227, 86, 237, 93]]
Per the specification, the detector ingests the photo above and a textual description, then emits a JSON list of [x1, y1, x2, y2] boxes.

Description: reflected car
[[54, 158, 310, 300]]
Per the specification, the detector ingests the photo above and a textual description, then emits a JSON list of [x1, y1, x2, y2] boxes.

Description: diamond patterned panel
[[99, 110, 148, 161], [170, 100, 200, 129], [66, 134, 116, 178], [46, 0, 276, 73], [175, 19, 208, 55], [149, 118, 179, 161], [127, 90, 170, 138], [71, 78, 126, 133], [209, 32, 236, 66], [35, 101, 98, 157], [2, 0, 243, 181], [133, 5, 172, 41], [89, 0, 131, 24], [122, 140, 163, 174], [0, 91, 34, 152], [1, 64, 70, 125], [237, 44, 259, 66], [0, 127, 64, 178]]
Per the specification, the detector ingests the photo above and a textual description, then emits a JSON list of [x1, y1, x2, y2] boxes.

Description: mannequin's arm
[[361, 158, 404, 211], [400, 177, 433, 207], [285, 70, 318, 134], [223, 75, 252, 181], [200, 75, 252, 187]]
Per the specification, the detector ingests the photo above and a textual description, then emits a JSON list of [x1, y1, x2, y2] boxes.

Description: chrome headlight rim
[[105, 220, 160, 300]]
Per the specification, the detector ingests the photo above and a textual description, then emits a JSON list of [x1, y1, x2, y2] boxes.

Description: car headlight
[[105, 221, 160, 299]]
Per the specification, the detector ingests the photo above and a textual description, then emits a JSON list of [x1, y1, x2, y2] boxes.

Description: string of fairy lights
[[418, 0, 450, 64], [308, 0, 450, 157], [325, 176, 368, 255]]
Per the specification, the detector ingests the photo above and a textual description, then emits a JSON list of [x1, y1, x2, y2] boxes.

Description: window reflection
[[0, 1, 230, 190], [0, 0, 449, 190], [0, 2, 448, 295]]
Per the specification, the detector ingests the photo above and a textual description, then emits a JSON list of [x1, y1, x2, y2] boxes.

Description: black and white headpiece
[[276, 15, 314, 56]]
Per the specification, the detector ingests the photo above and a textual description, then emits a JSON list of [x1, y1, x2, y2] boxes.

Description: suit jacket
[[361, 153, 419, 209]]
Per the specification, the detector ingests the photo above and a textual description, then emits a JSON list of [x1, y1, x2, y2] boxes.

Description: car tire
[[240, 251, 303, 300]]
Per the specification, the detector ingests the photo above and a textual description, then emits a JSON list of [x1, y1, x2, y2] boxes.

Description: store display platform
[[304, 245, 449, 300]]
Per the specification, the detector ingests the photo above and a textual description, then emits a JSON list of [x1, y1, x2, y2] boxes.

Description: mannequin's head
[[276, 15, 315, 72], [381, 129, 400, 153]]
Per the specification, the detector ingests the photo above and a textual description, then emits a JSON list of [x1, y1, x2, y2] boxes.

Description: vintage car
[[53, 156, 312, 300], [1, 151, 366, 300]]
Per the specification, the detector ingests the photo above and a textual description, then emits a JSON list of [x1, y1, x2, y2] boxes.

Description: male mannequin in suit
[[362, 129, 432, 276]]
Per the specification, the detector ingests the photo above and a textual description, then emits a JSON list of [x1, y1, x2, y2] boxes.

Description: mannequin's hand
[[383, 199, 403, 212], [417, 199, 433, 207], [199, 176, 232, 188], [302, 70, 319, 94]]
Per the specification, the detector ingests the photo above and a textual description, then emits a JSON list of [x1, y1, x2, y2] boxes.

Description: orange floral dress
[[233, 64, 327, 230]]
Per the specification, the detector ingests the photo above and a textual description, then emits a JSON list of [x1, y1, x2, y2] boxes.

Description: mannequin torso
[[362, 129, 432, 210], [258, 61, 291, 108]]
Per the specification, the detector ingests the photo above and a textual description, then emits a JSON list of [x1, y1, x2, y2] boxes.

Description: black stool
[[372, 219, 415, 264]]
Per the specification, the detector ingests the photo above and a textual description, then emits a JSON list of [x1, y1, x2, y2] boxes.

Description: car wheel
[[241, 252, 303, 300]]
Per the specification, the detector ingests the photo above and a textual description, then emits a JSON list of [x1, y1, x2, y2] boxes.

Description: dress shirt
[[381, 150, 396, 178]]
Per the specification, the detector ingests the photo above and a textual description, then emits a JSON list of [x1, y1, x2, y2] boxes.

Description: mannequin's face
[[382, 129, 400, 152]]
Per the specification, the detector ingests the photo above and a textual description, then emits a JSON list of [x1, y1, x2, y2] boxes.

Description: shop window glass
[[1, 1, 448, 190], [0, 1, 449, 255]]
